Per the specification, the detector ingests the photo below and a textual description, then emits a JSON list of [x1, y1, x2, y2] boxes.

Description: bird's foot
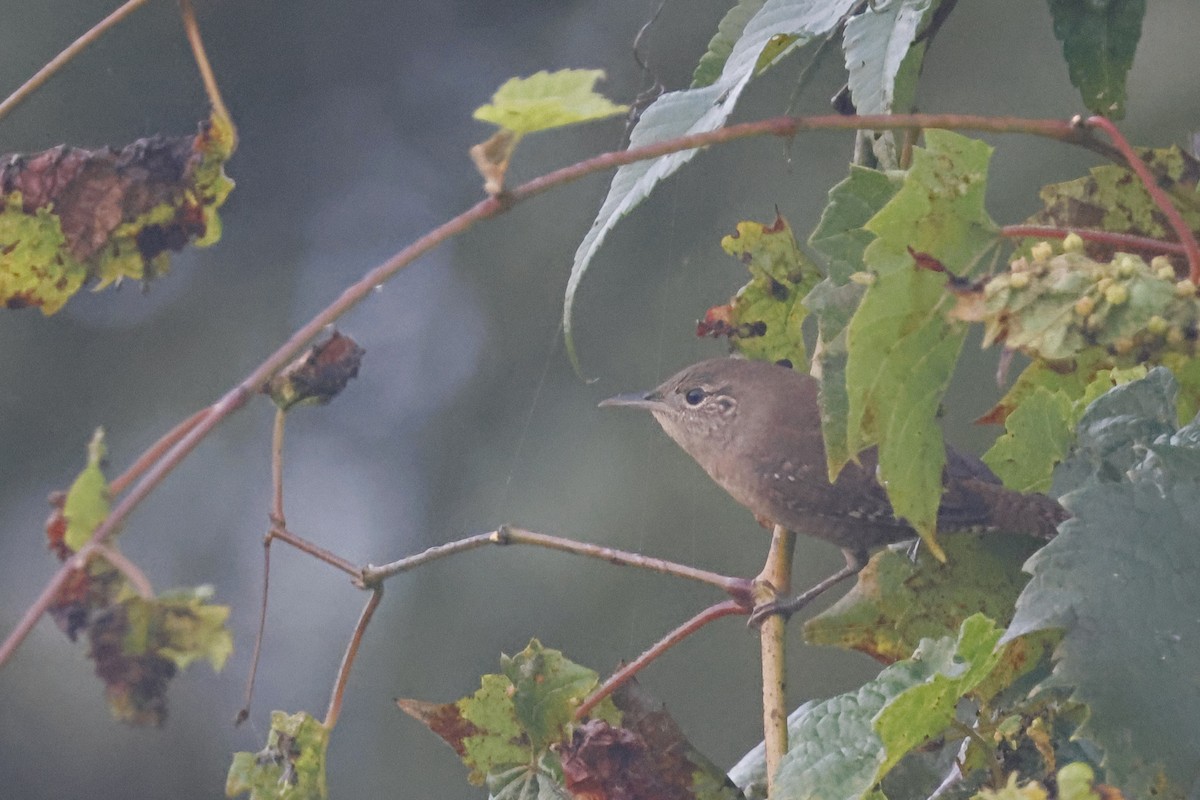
[[747, 549, 869, 628]]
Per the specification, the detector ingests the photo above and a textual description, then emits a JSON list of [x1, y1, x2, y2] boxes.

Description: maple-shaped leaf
[[1006, 368, 1200, 796], [697, 213, 820, 366], [0, 113, 234, 314], [845, 130, 1000, 558], [470, 69, 627, 194], [227, 710, 329, 800], [473, 69, 627, 136], [397, 639, 619, 790]]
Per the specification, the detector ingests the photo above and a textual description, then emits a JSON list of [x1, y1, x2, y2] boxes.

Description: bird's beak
[[598, 391, 666, 411]]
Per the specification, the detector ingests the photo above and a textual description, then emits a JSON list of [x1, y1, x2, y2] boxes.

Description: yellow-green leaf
[[473, 69, 627, 135], [63, 428, 110, 552]]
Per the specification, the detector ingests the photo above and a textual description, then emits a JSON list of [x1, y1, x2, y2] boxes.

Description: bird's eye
[[684, 388, 706, 406]]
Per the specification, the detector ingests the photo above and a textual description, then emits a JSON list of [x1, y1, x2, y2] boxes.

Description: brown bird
[[601, 357, 1066, 615]]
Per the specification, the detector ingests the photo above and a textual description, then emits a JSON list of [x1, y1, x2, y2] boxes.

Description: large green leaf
[[845, 131, 999, 554], [1006, 368, 1200, 797], [564, 0, 860, 370], [1047, 0, 1145, 119], [805, 533, 1042, 663], [735, 616, 1009, 800]]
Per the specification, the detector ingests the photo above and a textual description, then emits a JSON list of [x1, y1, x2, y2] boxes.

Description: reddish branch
[[1083, 115, 1200, 282]]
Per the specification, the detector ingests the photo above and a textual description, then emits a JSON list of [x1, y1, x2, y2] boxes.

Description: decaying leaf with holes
[[697, 213, 820, 367], [1022, 145, 1200, 277], [42, 428, 233, 725], [0, 112, 234, 314]]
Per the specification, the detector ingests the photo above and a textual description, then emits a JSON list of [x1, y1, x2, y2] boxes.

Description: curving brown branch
[[0, 0, 156, 124], [0, 112, 1164, 669]]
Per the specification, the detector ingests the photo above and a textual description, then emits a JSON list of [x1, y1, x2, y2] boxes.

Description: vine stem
[[177, 0, 234, 137], [236, 407, 288, 725], [1000, 225, 1187, 256], [1083, 115, 1200, 282], [756, 526, 797, 797], [0, 0, 156, 124], [324, 587, 383, 729], [0, 112, 1144, 668], [575, 599, 746, 720]]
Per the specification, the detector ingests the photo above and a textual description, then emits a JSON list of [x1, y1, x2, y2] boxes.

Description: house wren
[[601, 357, 1066, 613]]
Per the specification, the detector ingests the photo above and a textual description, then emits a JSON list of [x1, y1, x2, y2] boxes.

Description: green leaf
[[805, 532, 1043, 663], [1006, 368, 1200, 797], [806, 166, 901, 474], [982, 387, 1075, 493], [0, 114, 234, 314], [564, 0, 861, 371], [473, 69, 627, 135], [803, 278, 865, 475], [63, 428, 110, 552], [227, 711, 329, 800], [704, 214, 820, 365], [845, 131, 999, 554], [842, 0, 941, 166], [693, 0, 768, 87], [398, 639, 618, 788], [766, 616, 1009, 799], [1047, 0, 1145, 119], [808, 165, 903, 284], [874, 615, 1005, 779], [863, 130, 1000, 273]]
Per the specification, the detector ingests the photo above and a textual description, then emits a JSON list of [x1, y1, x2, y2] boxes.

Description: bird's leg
[[747, 548, 868, 627]]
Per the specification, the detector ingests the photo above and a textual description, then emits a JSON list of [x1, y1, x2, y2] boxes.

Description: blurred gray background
[[0, 1, 1196, 797]]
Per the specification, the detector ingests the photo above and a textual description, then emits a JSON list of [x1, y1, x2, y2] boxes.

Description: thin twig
[[109, 408, 209, 497], [271, 408, 286, 525], [0, 0, 155, 124], [92, 543, 154, 599], [271, 527, 360, 579], [0, 112, 1133, 668], [364, 525, 749, 599], [236, 407, 289, 725], [1000, 224, 1187, 255], [755, 525, 796, 797], [324, 587, 383, 729], [177, 0, 234, 137], [1084, 115, 1200, 281], [236, 530, 272, 726], [575, 599, 746, 720]]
